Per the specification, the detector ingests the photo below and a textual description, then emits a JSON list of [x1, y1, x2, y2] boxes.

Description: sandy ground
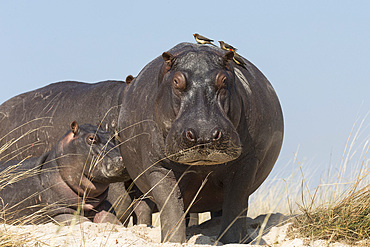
[[3, 213, 354, 247]]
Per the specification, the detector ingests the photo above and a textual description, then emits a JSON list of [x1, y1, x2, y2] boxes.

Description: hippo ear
[[126, 75, 134, 84], [70, 121, 79, 136], [223, 51, 234, 65], [162, 52, 174, 67]]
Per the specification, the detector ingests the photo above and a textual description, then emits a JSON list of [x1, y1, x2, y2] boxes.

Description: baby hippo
[[0, 121, 131, 225]]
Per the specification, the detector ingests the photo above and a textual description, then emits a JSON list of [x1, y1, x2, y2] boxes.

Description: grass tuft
[[288, 114, 369, 245], [291, 184, 370, 245]]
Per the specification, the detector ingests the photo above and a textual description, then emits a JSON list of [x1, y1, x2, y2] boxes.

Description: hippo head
[[155, 47, 242, 165], [56, 121, 127, 197]]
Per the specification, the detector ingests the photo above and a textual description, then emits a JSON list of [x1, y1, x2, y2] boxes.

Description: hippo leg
[[128, 183, 156, 225], [149, 171, 186, 243], [218, 158, 259, 244], [133, 198, 155, 225], [106, 182, 133, 226]]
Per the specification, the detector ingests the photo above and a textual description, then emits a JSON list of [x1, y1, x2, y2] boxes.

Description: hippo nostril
[[212, 129, 222, 141], [185, 129, 197, 142], [114, 156, 123, 163]]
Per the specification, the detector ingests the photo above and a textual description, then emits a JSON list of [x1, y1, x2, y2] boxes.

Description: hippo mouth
[[166, 145, 242, 165]]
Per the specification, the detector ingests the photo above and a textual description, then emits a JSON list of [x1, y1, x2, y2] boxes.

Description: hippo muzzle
[[164, 118, 242, 165], [169, 145, 242, 165]]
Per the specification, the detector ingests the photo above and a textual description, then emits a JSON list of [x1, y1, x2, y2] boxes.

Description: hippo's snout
[[165, 121, 242, 166], [106, 155, 131, 182], [108, 155, 125, 174], [89, 149, 128, 183]]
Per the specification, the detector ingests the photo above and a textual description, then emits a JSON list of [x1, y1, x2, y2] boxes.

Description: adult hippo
[[118, 43, 283, 243], [0, 121, 131, 224]]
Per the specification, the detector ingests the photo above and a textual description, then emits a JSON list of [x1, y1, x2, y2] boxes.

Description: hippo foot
[[54, 214, 91, 225], [94, 210, 122, 225]]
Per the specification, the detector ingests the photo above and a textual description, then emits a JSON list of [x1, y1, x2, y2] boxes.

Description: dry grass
[[292, 185, 369, 244], [0, 231, 27, 247]]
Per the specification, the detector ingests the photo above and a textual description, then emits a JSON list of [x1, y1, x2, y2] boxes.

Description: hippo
[[0, 121, 131, 225], [0, 42, 283, 243], [117, 43, 283, 243]]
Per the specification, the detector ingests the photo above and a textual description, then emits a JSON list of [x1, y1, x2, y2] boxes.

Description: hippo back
[[0, 80, 125, 161]]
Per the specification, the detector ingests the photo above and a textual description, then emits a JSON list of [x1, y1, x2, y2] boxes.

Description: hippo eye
[[172, 72, 186, 91], [87, 134, 99, 145]]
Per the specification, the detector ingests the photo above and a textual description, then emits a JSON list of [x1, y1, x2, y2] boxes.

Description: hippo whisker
[[165, 140, 242, 166]]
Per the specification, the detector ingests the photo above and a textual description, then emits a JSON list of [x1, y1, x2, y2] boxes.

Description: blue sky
[[0, 1, 369, 186]]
